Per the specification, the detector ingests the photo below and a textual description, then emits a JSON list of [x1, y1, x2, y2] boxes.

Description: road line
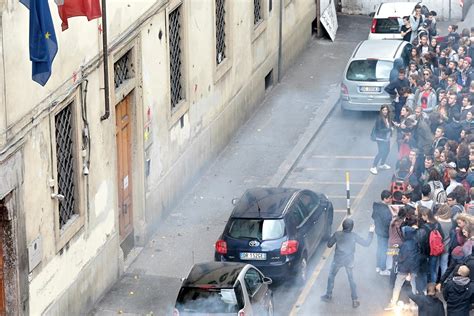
[[311, 155, 373, 159], [289, 174, 375, 316], [295, 181, 365, 185], [326, 195, 354, 199], [304, 167, 370, 171], [333, 209, 349, 213]]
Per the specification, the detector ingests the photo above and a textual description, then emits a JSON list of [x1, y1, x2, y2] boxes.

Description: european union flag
[[21, 0, 58, 86]]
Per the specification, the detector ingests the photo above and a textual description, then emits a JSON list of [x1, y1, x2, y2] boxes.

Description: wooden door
[[116, 95, 134, 241]]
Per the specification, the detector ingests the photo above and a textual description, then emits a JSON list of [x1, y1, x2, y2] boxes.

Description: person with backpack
[[372, 190, 393, 276], [435, 205, 453, 277], [387, 207, 407, 279], [427, 168, 448, 205], [419, 207, 445, 283], [448, 192, 465, 219], [418, 184, 435, 210]]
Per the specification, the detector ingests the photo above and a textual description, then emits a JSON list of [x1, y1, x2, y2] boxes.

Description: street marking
[[311, 155, 373, 159], [304, 167, 370, 171], [295, 181, 365, 185], [289, 174, 375, 315], [327, 195, 354, 199], [334, 209, 349, 213]]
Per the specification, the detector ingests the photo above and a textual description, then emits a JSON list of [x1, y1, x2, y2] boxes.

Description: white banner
[[321, 0, 338, 41]]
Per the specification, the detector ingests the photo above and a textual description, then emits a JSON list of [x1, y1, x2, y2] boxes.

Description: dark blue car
[[214, 187, 333, 282]]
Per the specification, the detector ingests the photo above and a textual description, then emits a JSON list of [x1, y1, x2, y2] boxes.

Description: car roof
[[183, 262, 246, 288], [352, 40, 406, 60], [231, 187, 299, 219], [375, 2, 420, 18]]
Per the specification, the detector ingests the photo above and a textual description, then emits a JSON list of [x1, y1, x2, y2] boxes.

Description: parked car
[[173, 262, 273, 316], [214, 187, 333, 282], [340, 39, 412, 111], [368, 2, 421, 40]]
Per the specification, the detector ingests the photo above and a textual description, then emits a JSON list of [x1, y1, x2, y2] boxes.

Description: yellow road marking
[[311, 155, 373, 159], [296, 181, 365, 185], [289, 174, 375, 315]]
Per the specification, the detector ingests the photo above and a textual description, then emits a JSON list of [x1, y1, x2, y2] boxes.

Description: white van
[[368, 2, 421, 40]]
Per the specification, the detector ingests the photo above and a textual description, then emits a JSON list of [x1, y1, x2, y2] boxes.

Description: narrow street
[[91, 14, 388, 316]]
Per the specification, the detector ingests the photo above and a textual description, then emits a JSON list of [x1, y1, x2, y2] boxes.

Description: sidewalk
[[90, 14, 372, 316]]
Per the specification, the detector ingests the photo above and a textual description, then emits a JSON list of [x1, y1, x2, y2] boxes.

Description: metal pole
[[449, 0, 452, 21], [346, 172, 351, 215], [100, 0, 111, 121], [277, 0, 283, 82], [316, 0, 322, 37]]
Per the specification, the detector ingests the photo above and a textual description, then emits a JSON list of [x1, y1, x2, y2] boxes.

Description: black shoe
[[320, 294, 332, 302], [352, 300, 360, 308]]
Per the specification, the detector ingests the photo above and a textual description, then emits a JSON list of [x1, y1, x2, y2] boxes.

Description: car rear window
[[228, 219, 285, 240], [374, 18, 401, 33], [346, 60, 393, 82], [176, 287, 242, 313]]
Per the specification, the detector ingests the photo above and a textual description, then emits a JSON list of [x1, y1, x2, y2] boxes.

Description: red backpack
[[429, 229, 444, 256]]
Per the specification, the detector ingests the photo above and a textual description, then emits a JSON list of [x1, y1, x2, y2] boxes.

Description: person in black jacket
[[385, 225, 420, 310], [442, 265, 472, 316], [372, 190, 394, 275], [370, 105, 393, 175], [321, 218, 374, 308], [407, 283, 445, 316]]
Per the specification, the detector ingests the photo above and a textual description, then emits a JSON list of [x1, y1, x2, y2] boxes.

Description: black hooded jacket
[[443, 275, 472, 316], [327, 218, 374, 266]]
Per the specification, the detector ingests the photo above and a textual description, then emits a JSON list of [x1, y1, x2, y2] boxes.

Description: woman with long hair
[[371, 105, 393, 175], [435, 204, 452, 276]]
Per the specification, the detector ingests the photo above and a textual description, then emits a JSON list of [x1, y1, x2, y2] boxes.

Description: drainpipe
[[316, 0, 322, 37], [100, 0, 111, 121], [277, 0, 283, 82]]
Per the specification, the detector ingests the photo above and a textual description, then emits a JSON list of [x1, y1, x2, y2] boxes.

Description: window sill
[[56, 214, 84, 252], [252, 19, 267, 43], [169, 99, 189, 128], [214, 58, 232, 83]]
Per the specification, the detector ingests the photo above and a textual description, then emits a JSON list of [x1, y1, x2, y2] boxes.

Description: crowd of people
[[369, 8, 474, 314]]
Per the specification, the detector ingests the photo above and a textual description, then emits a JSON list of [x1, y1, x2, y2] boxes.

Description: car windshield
[[346, 59, 392, 82], [228, 219, 285, 240], [176, 287, 241, 313], [374, 18, 401, 33]]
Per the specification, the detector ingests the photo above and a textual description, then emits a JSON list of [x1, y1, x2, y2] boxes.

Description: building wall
[[0, 0, 316, 314], [341, 0, 463, 20]]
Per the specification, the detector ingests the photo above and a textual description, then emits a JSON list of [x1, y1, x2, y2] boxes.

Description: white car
[[368, 2, 421, 40]]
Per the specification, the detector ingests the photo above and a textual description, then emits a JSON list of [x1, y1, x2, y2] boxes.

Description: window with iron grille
[[114, 49, 134, 89], [169, 5, 184, 110], [55, 104, 77, 229], [253, 0, 263, 26], [215, 0, 226, 65]]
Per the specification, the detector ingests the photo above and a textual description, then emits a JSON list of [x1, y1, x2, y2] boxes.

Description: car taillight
[[280, 240, 299, 255], [341, 83, 348, 95], [370, 18, 377, 33], [238, 310, 245, 316], [173, 308, 179, 316], [215, 239, 227, 254]]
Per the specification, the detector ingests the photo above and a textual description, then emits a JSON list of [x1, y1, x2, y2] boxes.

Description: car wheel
[[297, 256, 308, 284]]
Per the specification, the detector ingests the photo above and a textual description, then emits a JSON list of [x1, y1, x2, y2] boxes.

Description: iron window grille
[[114, 49, 134, 89], [215, 0, 226, 65], [253, 0, 263, 26], [55, 104, 77, 229], [169, 5, 184, 110]]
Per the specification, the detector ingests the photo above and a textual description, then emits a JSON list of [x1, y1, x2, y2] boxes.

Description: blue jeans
[[438, 252, 449, 277], [326, 261, 358, 300], [373, 140, 390, 167], [376, 235, 389, 270], [428, 256, 439, 283], [416, 271, 428, 294]]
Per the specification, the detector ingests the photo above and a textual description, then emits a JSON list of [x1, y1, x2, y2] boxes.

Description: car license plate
[[240, 252, 267, 260], [359, 86, 380, 92]]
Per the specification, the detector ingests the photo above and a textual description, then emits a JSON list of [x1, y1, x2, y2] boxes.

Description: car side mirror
[[263, 277, 273, 285], [231, 198, 239, 205], [368, 12, 375, 18]]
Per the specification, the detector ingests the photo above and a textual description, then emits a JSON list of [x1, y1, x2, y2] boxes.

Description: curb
[[267, 86, 341, 187]]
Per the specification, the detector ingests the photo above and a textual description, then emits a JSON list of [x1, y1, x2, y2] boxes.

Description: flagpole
[[100, 0, 110, 121]]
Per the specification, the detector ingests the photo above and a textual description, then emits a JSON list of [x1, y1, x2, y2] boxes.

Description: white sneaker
[[379, 270, 391, 276], [375, 267, 381, 273], [379, 164, 391, 170], [370, 167, 378, 175]]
